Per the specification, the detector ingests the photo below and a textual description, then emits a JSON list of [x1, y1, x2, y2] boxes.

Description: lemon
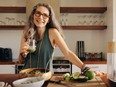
[[84, 70, 95, 80], [72, 72, 80, 79]]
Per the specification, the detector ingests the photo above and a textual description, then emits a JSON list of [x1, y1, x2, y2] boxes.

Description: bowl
[[19, 68, 52, 81], [13, 77, 44, 87], [42, 70, 52, 81]]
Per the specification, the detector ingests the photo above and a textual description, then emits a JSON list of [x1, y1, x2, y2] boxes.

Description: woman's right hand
[[20, 41, 29, 58]]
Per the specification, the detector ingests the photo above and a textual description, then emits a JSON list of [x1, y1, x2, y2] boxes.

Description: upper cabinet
[[60, 7, 107, 30], [0, 0, 26, 29]]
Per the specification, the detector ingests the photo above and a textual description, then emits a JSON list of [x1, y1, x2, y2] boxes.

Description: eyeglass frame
[[34, 11, 50, 19]]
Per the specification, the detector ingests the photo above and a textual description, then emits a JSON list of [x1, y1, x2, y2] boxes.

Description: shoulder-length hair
[[24, 2, 63, 41]]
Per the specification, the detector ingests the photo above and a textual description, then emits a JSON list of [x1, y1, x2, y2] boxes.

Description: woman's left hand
[[94, 71, 106, 76]]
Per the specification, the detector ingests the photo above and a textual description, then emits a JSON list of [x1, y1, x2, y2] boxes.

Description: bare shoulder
[[48, 28, 60, 47], [49, 28, 59, 33], [49, 28, 60, 36]]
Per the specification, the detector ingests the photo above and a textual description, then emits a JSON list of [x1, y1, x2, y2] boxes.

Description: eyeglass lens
[[35, 11, 49, 18]]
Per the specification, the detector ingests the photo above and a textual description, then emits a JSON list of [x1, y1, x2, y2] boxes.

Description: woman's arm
[[49, 29, 84, 69], [18, 33, 28, 64]]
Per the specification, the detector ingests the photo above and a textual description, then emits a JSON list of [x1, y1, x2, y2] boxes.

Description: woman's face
[[33, 6, 50, 29]]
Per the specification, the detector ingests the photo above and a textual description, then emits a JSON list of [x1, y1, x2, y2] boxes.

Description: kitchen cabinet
[[0, 6, 26, 29], [60, 7, 107, 30], [72, 61, 107, 73], [0, 64, 15, 74]]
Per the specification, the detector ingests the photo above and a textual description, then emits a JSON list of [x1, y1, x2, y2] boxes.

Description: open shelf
[[0, 25, 25, 29], [0, 6, 26, 13], [83, 61, 107, 64], [62, 25, 107, 30], [60, 7, 107, 13]]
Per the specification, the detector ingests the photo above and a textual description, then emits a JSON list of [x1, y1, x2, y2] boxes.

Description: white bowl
[[13, 77, 44, 87], [42, 70, 52, 81]]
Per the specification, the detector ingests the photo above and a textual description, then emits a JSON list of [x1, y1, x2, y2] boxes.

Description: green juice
[[27, 47, 36, 53]]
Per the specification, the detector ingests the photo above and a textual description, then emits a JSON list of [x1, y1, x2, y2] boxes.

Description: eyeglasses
[[34, 11, 50, 19]]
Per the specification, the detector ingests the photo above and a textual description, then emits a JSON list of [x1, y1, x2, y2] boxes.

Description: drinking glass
[[27, 39, 36, 53]]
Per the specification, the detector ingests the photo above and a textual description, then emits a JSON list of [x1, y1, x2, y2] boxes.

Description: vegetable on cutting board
[[64, 70, 95, 82]]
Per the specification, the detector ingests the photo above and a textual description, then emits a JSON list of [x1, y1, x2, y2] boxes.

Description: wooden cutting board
[[47, 76, 106, 87]]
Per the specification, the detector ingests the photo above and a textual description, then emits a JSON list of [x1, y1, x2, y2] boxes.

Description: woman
[[18, 2, 89, 73]]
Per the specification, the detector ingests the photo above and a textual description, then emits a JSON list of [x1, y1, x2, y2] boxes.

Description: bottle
[[107, 40, 116, 87]]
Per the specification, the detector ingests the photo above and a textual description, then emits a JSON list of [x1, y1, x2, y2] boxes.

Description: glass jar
[[107, 41, 116, 87]]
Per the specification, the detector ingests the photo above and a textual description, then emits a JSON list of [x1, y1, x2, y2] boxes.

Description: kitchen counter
[[0, 74, 109, 87], [47, 75, 107, 87], [0, 60, 18, 64], [0, 74, 27, 87], [0, 60, 107, 64]]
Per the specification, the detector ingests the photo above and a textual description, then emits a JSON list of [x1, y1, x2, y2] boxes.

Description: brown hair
[[24, 2, 63, 41]]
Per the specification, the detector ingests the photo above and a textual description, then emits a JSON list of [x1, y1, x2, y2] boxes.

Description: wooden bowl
[[19, 68, 52, 81]]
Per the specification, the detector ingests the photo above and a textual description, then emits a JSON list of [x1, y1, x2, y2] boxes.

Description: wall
[[0, 0, 111, 60], [26, 0, 60, 20], [0, 0, 25, 59], [60, 0, 105, 7], [54, 0, 107, 58], [113, 0, 116, 40], [0, 30, 23, 59], [0, 0, 60, 60]]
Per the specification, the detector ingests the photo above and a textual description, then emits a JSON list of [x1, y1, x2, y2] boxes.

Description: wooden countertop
[[83, 61, 107, 64], [0, 74, 109, 87], [47, 75, 107, 87], [0, 60, 107, 64], [0, 60, 18, 64]]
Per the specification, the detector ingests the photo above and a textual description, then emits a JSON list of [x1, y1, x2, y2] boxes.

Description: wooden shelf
[[0, 25, 25, 29], [62, 25, 107, 30], [83, 61, 107, 64], [0, 6, 26, 13], [60, 7, 107, 13]]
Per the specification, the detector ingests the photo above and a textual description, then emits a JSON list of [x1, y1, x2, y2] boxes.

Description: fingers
[[94, 71, 106, 76], [20, 52, 28, 58], [20, 42, 29, 58]]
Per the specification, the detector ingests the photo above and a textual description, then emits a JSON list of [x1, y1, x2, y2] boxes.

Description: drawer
[[72, 64, 107, 73], [0, 65, 15, 74]]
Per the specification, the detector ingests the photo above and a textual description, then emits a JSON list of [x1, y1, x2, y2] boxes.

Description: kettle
[[107, 41, 116, 87]]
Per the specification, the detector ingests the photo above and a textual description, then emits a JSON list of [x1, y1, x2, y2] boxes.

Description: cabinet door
[[72, 65, 81, 73], [0, 65, 15, 74], [86, 64, 107, 72], [72, 64, 107, 73]]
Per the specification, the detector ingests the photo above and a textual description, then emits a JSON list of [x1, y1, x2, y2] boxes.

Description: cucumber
[[73, 76, 88, 82]]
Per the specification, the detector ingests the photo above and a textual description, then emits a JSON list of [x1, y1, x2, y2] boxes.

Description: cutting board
[[47, 76, 106, 87]]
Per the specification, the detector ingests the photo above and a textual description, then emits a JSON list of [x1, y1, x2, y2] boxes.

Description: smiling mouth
[[36, 19, 44, 23]]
